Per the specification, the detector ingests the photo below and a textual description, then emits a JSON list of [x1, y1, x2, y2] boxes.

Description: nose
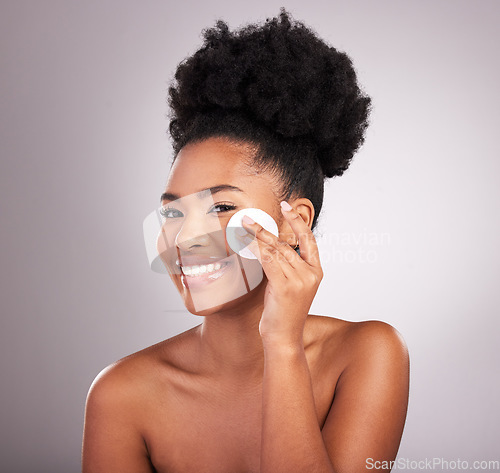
[[174, 212, 218, 252]]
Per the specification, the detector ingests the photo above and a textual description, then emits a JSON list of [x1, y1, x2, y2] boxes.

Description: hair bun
[[169, 8, 371, 178]]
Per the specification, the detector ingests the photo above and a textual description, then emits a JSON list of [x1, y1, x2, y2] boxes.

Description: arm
[[321, 321, 410, 472], [241, 203, 409, 472], [260, 338, 334, 473], [81, 364, 156, 473], [261, 321, 410, 473]]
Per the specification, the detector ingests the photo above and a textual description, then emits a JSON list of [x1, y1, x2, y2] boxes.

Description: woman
[[82, 9, 409, 473]]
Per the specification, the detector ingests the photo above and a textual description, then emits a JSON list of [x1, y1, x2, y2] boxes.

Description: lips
[[176, 255, 226, 267], [176, 254, 234, 290]]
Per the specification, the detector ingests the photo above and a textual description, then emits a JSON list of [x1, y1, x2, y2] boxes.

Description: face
[[156, 137, 286, 316]]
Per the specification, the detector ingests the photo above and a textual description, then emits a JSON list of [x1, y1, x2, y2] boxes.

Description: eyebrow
[[160, 185, 245, 203]]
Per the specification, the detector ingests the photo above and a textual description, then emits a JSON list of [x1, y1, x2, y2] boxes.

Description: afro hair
[[167, 8, 371, 231]]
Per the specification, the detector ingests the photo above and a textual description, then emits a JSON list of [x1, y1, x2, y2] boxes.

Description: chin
[[180, 277, 267, 317]]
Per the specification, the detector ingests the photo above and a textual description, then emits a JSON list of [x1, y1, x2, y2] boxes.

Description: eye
[[159, 206, 183, 219], [209, 203, 236, 214]]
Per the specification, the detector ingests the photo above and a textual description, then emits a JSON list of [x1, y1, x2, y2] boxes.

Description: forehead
[[163, 137, 277, 200]]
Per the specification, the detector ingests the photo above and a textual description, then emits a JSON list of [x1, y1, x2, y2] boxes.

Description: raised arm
[[261, 320, 409, 473], [242, 203, 409, 472]]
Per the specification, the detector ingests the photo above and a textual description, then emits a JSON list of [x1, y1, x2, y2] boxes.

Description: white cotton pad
[[226, 208, 279, 259]]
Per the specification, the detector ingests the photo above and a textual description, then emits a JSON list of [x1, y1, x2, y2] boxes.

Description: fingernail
[[280, 201, 292, 211], [242, 214, 255, 224]]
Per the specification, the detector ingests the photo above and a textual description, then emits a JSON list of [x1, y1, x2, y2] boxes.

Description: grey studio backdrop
[[1, 1, 499, 472]]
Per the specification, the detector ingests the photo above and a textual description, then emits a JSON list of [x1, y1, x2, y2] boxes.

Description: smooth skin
[[81, 137, 409, 473]]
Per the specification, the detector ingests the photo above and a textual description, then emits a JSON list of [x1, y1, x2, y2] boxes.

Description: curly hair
[[167, 8, 371, 231]]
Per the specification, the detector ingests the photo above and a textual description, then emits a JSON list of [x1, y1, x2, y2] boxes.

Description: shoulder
[[83, 340, 187, 472], [317, 318, 410, 468], [344, 319, 409, 365], [87, 325, 201, 403], [306, 315, 409, 371], [333, 319, 410, 398], [85, 355, 153, 421], [309, 314, 407, 349]]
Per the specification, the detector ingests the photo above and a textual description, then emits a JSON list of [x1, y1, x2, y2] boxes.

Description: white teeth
[[181, 262, 226, 276]]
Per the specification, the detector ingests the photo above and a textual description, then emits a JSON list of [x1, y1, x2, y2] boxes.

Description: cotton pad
[[226, 208, 279, 259]]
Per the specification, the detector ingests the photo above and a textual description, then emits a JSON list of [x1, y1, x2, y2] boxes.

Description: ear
[[278, 198, 315, 245]]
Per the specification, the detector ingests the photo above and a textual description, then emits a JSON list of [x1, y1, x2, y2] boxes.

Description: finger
[[242, 216, 306, 274], [242, 233, 287, 281], [280, 201, 321, 267]]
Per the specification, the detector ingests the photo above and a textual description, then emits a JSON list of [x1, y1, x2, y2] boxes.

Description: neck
[[194, 285, 267, 384]]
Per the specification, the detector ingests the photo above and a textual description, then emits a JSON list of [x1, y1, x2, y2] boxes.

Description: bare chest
[[148, 392, 263, 473], [144, 352, 339, 473]]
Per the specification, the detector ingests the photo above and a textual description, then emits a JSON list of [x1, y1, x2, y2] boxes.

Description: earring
[[293, 240, 299, 250]]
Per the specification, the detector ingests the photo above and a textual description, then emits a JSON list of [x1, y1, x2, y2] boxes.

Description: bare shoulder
[[344, 319, 409, 362], [306, 314, 409, 368], [86, 349, 159, 419], [83, 331, 202, 473], [314, 318, 410, 470], [87, 325, 201, 407]]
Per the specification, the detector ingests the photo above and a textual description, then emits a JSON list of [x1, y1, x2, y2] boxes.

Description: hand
[[240, 201, 323, 346]]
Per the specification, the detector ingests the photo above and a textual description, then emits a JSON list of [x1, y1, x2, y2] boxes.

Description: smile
[[180, 261, 229, 276], [175, 255, 235, 290]]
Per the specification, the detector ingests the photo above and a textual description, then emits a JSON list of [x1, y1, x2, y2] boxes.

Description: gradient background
[[1, 1, 499, 472]]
